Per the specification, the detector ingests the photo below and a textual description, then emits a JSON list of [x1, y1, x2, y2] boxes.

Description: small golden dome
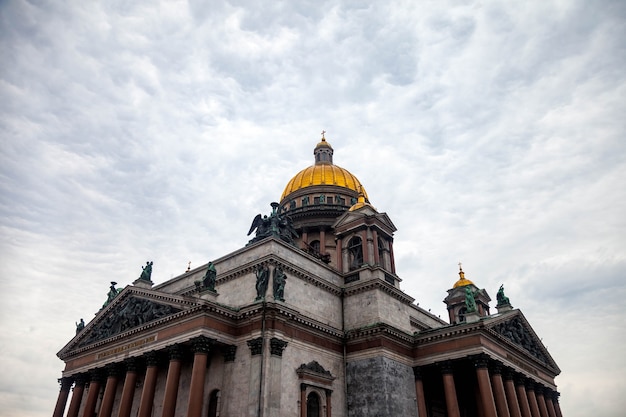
[[348, 188, 375, 211], [452, 265, 475, 288], [280, 164, 368, 201]]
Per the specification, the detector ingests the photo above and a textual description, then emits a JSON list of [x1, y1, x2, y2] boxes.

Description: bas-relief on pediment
[[77, 296, 181, 348], [490, 315, 550, 365]]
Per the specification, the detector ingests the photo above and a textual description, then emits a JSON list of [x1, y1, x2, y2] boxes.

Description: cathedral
[[53, 136, 563, 417]]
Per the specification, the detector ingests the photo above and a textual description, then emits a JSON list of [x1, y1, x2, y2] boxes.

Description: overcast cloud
[[1, 1, 625, 416]]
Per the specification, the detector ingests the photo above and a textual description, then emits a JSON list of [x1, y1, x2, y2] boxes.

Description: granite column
[[137, 351, 159, 417], [161, 344, 183, 417], [53, 377, 73, 417], [117, 358, 138, 417], [440, 361, 460, 417]]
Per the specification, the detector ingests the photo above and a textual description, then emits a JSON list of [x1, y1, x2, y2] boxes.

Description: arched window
[[307, 392, 321, 417], [207, 389, 220, 417], [348, 236, 363, 271], [458, 307, 467, 323]]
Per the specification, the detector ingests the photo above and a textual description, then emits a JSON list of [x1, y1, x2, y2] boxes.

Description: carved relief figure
[[255, 265, 269, 300], [273, 266, 286, 301]]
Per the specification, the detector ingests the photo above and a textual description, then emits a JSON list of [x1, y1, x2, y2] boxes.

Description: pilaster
[[268, 338, 288, 417]]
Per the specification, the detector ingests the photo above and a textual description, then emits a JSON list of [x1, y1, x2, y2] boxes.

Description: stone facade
[[53, 138, 563, 417]]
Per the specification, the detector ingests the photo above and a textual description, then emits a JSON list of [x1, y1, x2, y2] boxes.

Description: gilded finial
[[321, 130, 326, 140], [458, 262, 465, 279]]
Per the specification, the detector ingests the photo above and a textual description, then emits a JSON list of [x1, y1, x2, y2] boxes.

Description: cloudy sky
[[1, 0, 624, 416]]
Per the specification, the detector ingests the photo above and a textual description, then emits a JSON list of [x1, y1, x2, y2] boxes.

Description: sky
[[0, 0, 624, 416]]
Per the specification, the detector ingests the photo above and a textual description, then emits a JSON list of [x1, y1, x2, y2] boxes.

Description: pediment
[[486, 311, 560, 373], [59, 287, 193, 357], [332, 209, 397, 234]]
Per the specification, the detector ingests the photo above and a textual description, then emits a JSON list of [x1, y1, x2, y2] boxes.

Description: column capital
[[58, 376, 74, 390], [471, 353, 490, 369], [223, 345, 237, 362], [412, 366, 423, 380], [124, 357, 139, 372], [143, 350, 159, 367], [439, 360, 455, 374], [325, 389, 333, 396], [524, 378, 536, 391], [190, 336, 214, 354], [269, 337, 288, 356], [489, 360, 504, 375], [551, 391, 561, 401], [89, 368, 104, 382], [105, 363, 121, 378], [167, 344, 183, 360], [247, 337, 263, 356], [300, 383, 307, 392], [514, 375, 527, 387], [503, 367, 516, 381], [534, 382, 545, 393]]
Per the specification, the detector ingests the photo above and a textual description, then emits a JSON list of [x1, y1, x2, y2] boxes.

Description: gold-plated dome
[[452, 265, 475, 288], [280, 164, 369, 201]]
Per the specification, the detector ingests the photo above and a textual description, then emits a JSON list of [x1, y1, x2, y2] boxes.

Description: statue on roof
[[465, 286, 477, 313], [75, 318, 85, 334], [496, 284, 510, 306], [103, 281, 122, 308], [195, 261, 217, 292], [247, 203, 298, 246], [139, 261, 153, 282]]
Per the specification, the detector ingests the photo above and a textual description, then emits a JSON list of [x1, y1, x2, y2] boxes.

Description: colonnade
[[413, 355, 563, 417], [53, 336, 232, 417]]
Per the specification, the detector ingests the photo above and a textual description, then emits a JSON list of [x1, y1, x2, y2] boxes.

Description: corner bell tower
[[444, 264, 491, 324]]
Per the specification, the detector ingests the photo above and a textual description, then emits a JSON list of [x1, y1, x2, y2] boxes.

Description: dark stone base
[[347, 356, 417, 417]]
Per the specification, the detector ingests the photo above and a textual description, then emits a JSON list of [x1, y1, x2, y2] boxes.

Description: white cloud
[[1, 1, 624, 416]]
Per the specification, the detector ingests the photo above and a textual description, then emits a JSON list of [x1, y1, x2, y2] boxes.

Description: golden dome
[[281, 164, 369, 201], [452, 266, 474, 288]]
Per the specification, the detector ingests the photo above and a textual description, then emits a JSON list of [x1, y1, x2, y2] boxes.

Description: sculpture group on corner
[[247, 202, 298, 246]]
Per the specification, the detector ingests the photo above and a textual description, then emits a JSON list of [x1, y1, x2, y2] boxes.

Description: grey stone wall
[[346, 356, 417, 417]]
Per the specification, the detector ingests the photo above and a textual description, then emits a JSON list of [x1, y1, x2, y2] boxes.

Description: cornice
[[343, 278, 415, 304]]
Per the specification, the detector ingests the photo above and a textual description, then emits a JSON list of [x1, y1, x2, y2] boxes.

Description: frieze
[[492, 316, 549, 364], [96, 335, 157, 359], [79, 297, 181, 348]]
